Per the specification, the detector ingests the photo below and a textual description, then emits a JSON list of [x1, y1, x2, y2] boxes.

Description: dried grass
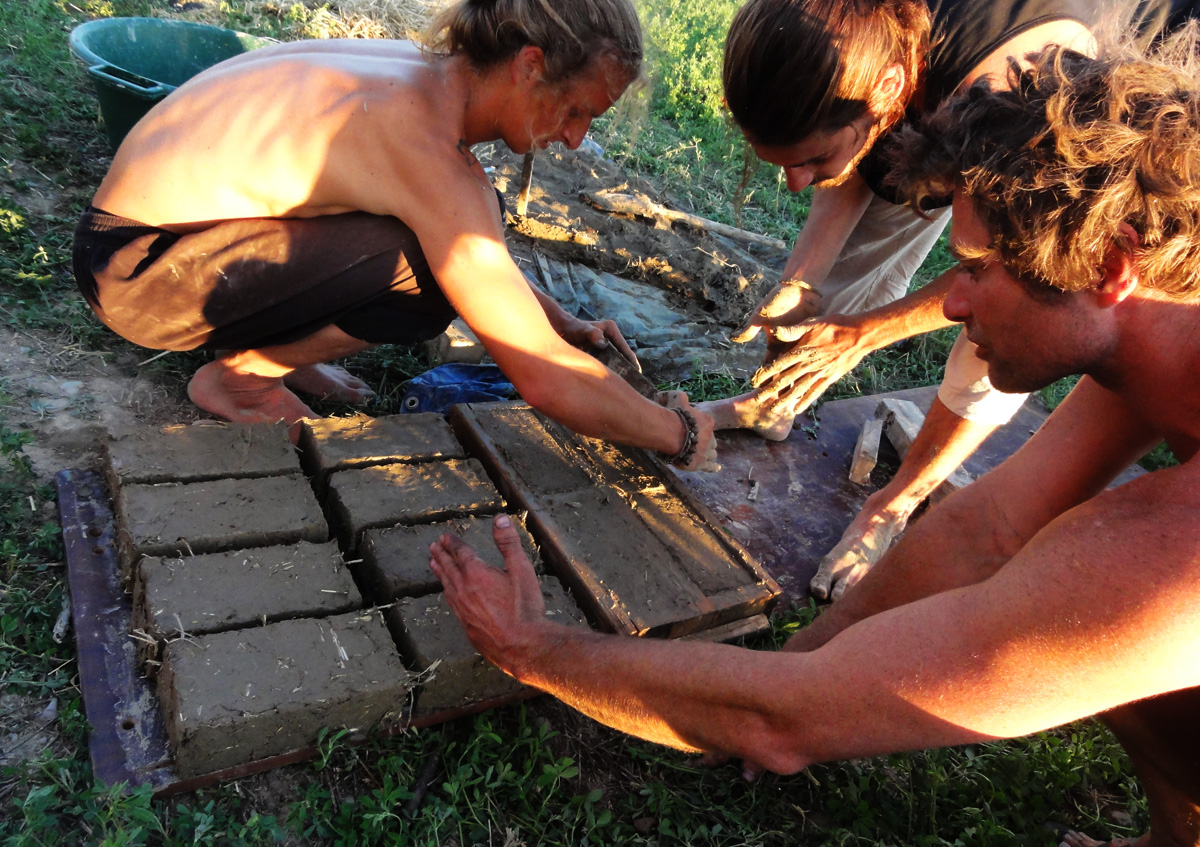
[[170, 0, 446, 40], [330, 0, 447, 39]]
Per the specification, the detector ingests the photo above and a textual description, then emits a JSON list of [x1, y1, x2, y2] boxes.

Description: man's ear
[[1095, 222, 1140, 307], [871, 63, 906, 115], [512, 45, 547, 85]]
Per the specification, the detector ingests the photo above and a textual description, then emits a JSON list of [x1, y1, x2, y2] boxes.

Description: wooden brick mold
[[450, 402, 780, 637]]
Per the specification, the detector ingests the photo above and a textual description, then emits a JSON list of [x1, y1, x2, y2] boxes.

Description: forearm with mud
[[513, 345, 689, 456], [858, 398, 1000, 531], [779, 179, 875, 287], [822, 268, 958, 359]]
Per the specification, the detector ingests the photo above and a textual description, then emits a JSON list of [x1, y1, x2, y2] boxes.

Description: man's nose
[[562, 119, 590, 150], [784, 166, 814, 192], [942, 268, 973, 323]]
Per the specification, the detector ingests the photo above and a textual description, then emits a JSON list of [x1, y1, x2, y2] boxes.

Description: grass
[[0, 0, 1152, 844]]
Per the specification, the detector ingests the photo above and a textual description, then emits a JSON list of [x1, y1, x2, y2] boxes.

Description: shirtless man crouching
[[431, 33, 1200, 846], [73, 0, 717, 471]]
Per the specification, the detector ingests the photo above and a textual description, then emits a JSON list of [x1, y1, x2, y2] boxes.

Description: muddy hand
[[751, 316, 868, 418], [429, 514, 549, 677], [731, 281, 822, 344], [562, 314, 641, 371], [810, 502, 909, 601]]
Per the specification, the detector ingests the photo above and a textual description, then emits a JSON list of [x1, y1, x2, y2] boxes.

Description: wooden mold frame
[[450, 402, 780, 638]]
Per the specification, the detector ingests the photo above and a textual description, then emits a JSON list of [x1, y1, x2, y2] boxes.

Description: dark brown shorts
[[72, 207, 457, 351]]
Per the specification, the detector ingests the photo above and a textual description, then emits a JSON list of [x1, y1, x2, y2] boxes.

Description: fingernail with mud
[[496, 514, 511, 529]]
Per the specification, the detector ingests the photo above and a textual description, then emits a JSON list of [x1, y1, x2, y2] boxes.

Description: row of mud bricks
[[107, 404, 778, 778]]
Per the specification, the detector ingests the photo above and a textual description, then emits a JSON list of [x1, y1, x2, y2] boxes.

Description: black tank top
[[856, 0, 1187, 204]]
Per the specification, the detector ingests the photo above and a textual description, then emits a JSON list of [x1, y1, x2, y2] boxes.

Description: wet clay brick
[[325, 459, 503, 550], [115, 475, 327, 572], [387, 579, 582, 715], [359, 516, 538, 602], [298, 414, 464, 491], [457, 405, 593, 494], [132, 541, 360, 649], [157, 611, 410, 778], [541, 488, 709, 634], [106, 421, 297, 487]]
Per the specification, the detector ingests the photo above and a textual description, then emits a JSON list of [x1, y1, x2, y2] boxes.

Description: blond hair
[[425, 0, 642, 85]]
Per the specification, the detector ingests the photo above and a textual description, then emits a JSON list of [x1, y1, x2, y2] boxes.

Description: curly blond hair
[[891, 27, 1200, 297]]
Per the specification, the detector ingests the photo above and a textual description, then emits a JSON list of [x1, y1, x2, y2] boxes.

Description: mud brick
[[131, 541, 360, 658], [359, 516, 538, 602], [105, 421, 297, 487], [539, 487, 711, 634], [115, 475, 327, 574], [386, 578, 582, 715], [298, 413, 464, 491], [325, 459, 503, 551], [157, 611, 410, 778], [454, 404, 594, 494]]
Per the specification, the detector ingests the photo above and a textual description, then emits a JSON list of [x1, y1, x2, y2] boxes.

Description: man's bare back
[[93, 41, 484, 232]]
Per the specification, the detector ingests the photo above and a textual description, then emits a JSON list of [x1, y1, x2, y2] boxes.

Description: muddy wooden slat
[[681, 614, 771, 643]]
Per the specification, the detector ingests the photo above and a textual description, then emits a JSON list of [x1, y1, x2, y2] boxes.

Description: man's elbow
[[740, 722, 814, 775]]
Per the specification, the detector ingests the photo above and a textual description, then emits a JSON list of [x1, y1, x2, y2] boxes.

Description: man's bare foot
[[187, 360, 316, 430], [698, 392, 794, 441], [810, 501, 910, 601], [283, 363, 375, 404], [1058, 830, 1139, 847]]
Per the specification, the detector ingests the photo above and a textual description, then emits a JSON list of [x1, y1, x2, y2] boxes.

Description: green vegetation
[[0, 0, 1150, 844]]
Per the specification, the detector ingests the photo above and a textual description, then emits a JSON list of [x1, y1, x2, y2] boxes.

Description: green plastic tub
[[69, 17, 276, 149]]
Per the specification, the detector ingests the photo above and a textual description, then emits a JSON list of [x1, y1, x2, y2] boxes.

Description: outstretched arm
[[432, 380, 1191, 770]]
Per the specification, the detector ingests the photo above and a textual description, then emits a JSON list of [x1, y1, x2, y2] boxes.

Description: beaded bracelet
[[660, 406, 699, 467]]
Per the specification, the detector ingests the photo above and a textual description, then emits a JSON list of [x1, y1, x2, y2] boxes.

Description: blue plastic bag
[[401, 363, 516, 414]]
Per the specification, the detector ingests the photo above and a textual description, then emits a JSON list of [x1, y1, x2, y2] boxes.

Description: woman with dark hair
[[73, 0, 717, 471], [702, 0, 1188, 600]]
